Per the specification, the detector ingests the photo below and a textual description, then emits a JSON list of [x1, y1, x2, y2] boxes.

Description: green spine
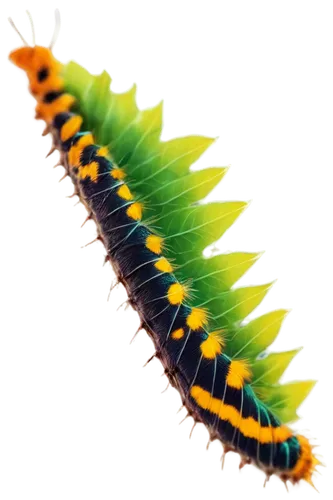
[[63, 61, 315, 424]]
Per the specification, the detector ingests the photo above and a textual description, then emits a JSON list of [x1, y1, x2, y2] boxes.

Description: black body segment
[[50, 119, 303, 477]]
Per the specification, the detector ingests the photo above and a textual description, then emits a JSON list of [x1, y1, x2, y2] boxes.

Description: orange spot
[[111, 168, 126, 180], [97, 146, 109, 158], [171, 328, 185, 340]]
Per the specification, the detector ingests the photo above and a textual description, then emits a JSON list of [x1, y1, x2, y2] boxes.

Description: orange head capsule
[[8, 11, 63, 98], [9, 46, 63, 97]]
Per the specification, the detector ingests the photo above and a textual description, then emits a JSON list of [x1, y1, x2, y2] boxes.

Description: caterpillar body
[[9, 12, 319, 489]]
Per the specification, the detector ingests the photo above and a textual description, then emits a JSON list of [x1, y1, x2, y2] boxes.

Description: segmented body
[[9, 44, 317, 486], [55, 120, 302, 479]]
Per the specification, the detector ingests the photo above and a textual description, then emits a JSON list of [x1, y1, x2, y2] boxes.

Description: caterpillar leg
[[283, 483, 291, 495], [204, 436, 213, 453], [105, 282, 120, 303], [40, 125, 50, 137], [115, 299, 131, 312], [220, 449, 227, 471], [175, 405, 186, 415], [101, 256, 111, 272], [44, 146, 57, 160], [187, 419, 198, 439], [204, 435, 223, 454], [160, 385, 170, 396], [68, 190, 80, 203], [264, 476, 273, 487], [128, 321, 145, 347], [238, 457, 251, 474], [57, 174, 67, 184], [176, 415, 190, 426], [78, 214, 92, 231], [56, 158, 68, 183], [141, 351, 156, 368], [81, 238, 99, 250]]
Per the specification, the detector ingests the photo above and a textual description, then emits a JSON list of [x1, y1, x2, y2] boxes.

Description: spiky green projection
[[63, 62, 315, 425]]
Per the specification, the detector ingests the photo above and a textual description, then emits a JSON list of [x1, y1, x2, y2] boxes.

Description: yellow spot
[[186, 308, 208, 331], [117, 184, 133, 201], [35, 94, 76, 123], [226, 360, 251, 389], [126, 202, 143, 220], [200, 333, 223, 359], [171, 328, 185, 340], [146, 235, 163, 254], [68, 134, 94, 167], [97, 146, 109, 158], [60, 115, 83, 142], [154, 257, 173, 273], [167, 283, 187, 305], [78, 161, 99, 182], [190, 386, 293, 444], [111, 168, 126, 180]]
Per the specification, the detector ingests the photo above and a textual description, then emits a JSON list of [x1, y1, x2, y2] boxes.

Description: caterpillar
[[8, 10, 320, 489]]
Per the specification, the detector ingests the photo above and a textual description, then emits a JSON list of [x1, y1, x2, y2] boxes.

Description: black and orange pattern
[[9, 42, 319, 487]]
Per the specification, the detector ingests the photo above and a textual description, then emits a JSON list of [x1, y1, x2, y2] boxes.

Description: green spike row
[[62, 61, 315, 424]]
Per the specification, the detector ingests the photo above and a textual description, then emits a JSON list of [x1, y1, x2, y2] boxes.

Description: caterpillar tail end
[[282, 435, 321, 488], [291, 434, 321, 495], [177, 392, 326, 495]]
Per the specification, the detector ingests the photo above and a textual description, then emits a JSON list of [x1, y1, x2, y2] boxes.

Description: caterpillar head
[[9, 12, 62, 98], [9, 45, 63, 98], [9, 46, 56, 73]]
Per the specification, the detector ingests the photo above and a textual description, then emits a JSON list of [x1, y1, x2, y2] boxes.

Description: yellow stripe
[[60, 115, 83, 142], [190, 385, 292, 444]]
